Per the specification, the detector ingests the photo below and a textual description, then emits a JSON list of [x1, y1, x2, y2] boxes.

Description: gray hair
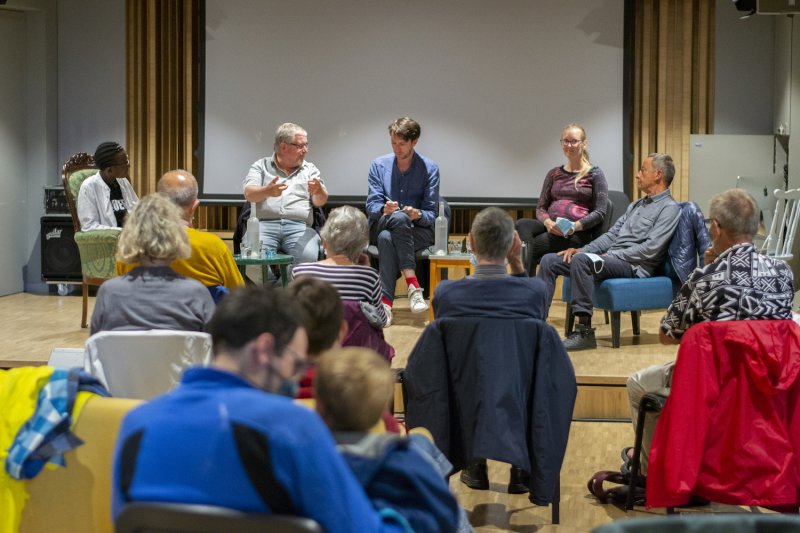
[[709, 189, 759, 238], [470, 207, 515, 261], [273, 123, 307, 152], [320, 206, 369, 262], [649, 153, 675, 186]]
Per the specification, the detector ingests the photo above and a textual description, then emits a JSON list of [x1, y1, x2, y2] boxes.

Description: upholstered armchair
[[62, 153, 120, 328]]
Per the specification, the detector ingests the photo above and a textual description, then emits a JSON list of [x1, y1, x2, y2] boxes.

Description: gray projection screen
[[201, 0, 624, 202]]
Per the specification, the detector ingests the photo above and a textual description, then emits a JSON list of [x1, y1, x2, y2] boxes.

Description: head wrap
[[94, 142, 124, 171]]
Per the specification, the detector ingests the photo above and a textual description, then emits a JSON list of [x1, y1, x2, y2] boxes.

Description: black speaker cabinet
[[41, 216, 82, 282]]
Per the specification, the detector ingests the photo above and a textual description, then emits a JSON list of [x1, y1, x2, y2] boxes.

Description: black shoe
[[562, 324, 597, 351], [460, 459, 489, 490], [508, 466, 530, 494]]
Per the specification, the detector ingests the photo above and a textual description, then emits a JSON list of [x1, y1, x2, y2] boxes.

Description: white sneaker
[[382, 303, 393, 327], [407, 285, 429, 313]]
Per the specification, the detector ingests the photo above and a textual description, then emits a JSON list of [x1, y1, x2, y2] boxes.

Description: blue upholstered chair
[[562, 261, 680, 348], [561, 201, 709, 348]]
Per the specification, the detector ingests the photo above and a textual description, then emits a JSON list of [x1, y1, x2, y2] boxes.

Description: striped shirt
[[291, 262, 389, 327]]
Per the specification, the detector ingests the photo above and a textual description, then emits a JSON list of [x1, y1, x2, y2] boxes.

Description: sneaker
[[508, 466, 530, 494], [407, 285, 429, 313], [460, 459, 489, 490], [382, 303, 393, 328], [562, 324, 597, 351]]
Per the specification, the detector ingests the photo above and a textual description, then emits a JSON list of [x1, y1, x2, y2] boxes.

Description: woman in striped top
[[292, 205, 391, 327]]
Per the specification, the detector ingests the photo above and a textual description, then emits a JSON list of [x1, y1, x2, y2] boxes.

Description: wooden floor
[[0, 290, 760, 531]]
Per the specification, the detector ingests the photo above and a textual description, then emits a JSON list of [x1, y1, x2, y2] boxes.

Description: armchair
[[62, 153, 120, 328]]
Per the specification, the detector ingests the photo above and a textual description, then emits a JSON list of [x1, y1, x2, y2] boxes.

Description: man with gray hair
[[538, 153, 682, 350], [624, 188, 794, 477], [432, 207, 548, 495], [244, 123, 328, 263], [433, 207, 547, 320], [117, 169, 244, 291]]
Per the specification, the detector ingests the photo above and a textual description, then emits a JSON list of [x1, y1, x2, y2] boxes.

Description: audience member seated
[[286, 276, 346, 396], [432, 206, 548, 494], [117, 170, 244, 291], [112, 286, 407, 533], [624, 189, 795, 477], [78, 141, 139, 231], [366, 117, 439, 316], [91, 194, 214, 333], [434, 207, 548, 321], [243, 122, 328, 264], [515, 123, 609, 274], [292, 205, 390, 327], [288, 277, 401, 433], [538, 153, 681, 351], [313, 347, 465, 533]]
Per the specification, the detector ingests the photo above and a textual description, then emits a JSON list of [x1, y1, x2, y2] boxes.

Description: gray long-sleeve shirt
[[581, 189, 680, 277]]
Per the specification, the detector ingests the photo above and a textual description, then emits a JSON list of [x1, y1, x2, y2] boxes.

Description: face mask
[[275, 374, 299, 398]]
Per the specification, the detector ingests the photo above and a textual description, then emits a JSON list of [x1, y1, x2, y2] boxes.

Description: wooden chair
[[62, 153, 120, 328], [761, 188, 800, 261]]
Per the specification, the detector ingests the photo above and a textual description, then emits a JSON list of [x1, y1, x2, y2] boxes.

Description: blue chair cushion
[[562, 276, 677, 312]]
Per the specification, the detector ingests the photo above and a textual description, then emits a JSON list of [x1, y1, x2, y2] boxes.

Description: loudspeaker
[[41, 216, 82, 282]]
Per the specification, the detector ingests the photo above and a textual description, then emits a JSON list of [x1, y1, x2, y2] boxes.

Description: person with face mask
[[111, 286, 409, 533]]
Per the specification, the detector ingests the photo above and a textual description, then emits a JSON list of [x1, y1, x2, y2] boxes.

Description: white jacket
[[77, 172, 138, 231]]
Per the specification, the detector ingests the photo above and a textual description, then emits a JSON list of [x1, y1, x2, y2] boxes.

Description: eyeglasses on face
[[560, 139, 582, 147], [286, 142, 309, 150], [112, 158, 130, 167], [283, 346, 310, 379]]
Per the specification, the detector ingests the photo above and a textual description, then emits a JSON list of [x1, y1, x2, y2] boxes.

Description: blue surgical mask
[[275, 375, 299, 398]]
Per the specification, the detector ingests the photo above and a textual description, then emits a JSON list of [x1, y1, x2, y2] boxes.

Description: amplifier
[[41, 216, 81, 282], [44, 185, 69, 214]]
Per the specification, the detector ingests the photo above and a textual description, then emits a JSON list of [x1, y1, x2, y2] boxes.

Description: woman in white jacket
[[77, 141, 138, 230]]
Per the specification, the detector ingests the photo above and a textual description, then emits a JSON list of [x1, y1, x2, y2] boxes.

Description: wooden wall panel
[[629, 0, 714, 202]]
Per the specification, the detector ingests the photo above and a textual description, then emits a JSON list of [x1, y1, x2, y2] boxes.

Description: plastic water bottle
[[434, 200, 448, 255], [246, 202, 261, 257]]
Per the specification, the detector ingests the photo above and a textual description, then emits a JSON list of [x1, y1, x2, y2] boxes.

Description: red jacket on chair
[[647, 320, 800, 508]]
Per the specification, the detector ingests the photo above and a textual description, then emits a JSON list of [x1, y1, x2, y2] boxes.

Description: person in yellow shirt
[[117, 170, 243, 291]]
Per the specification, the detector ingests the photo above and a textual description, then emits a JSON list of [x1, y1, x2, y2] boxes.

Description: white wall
[[57, 0, 125, 168], [0, 0, 58, 294], [715, 1, 775, 134], [0, 10, 28, 295]]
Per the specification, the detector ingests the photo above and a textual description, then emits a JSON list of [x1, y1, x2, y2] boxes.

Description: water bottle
[[434, 200, 448, 255], [246, 202, 261, 257]]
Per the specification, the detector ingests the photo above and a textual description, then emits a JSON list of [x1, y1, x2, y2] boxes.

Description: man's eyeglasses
[[283, 346, 310, 379], [560, 139, 582, 147], [286, 142, 309, 151]]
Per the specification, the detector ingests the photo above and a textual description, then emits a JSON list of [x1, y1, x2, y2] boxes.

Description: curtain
[[629, 0, 715, 201]]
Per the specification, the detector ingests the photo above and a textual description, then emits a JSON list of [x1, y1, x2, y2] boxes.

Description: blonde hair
[[562, 123, 593, 188], [314, 347, 394, 432], [116, 193, 191, 264]]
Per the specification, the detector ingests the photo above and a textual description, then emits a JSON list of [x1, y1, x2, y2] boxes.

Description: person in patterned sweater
[[625, 188, 794, 476]]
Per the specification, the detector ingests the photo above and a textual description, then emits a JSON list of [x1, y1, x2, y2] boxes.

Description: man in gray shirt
[[243, 123, 328, 263], [537, 153, 681, 350]]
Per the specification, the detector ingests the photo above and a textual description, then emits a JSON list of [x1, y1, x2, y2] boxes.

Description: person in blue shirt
[[314, 347, 465, 533], [366, 117, 440, 323], [111, 286, 407, 533]]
